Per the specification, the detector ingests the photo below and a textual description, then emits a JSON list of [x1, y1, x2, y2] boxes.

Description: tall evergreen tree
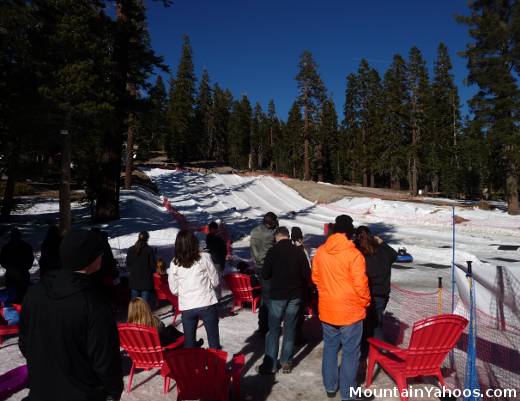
[[212, 84, 233, 163], [228, 95, 252, 169], [266, 100, 280, 171], [194, 69, 213, 159], [381, 54, 409, 189], [428, 43, 461, 195], [296, 50, 326, 180], [458, 1, 520, 213], [138, 75, 168, 154], [284, 101, 304, 178], [343, 73, 360, 183], [317, 97, 338, 182], [167, 34, 196, 166], [406, 47, 430, 195]]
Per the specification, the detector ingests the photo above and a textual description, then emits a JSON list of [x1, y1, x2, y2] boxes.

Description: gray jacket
[[250, 224, 275, 269]]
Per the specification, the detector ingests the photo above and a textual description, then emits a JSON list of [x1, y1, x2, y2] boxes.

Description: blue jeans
[[181, 304, 221, 349], [322, 320, 363, 400], [130, 289, 155, 307], [262, 298, 301, 371]]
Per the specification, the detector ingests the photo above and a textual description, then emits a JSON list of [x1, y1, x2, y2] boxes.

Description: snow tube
[[396, 248, 413, 263], [0, 365, 28, 401]]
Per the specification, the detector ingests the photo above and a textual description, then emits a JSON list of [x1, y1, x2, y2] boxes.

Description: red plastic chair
[[153, 273, 181, 324], [117, 323, 184, 394], [164, 348, 245, 401], [0, 304, 22, 347], [366, 314, 468, 401], [224, 273, 261, 313]]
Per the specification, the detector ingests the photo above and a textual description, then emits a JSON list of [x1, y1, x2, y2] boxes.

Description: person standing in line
[[0, 228, 34, 303], [256, 227, 310, 374], [126, 231, 156, 306], [312, 215, 373, 401], [354, 226, 397, 345], [19, 230, 123, 401], [250, 211, 278, 335], [168, 229, 221, 349], [205, 221, 227, 272], [291, 226, 312, 345]]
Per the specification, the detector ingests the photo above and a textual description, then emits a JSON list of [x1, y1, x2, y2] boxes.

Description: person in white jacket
[[168, 229, 221, 349]]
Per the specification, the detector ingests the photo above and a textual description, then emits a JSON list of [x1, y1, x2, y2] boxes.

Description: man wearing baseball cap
[[19, 230, 123, 401]]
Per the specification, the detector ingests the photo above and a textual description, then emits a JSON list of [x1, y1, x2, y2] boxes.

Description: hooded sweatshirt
[[312, 233, 370, 326], [19, 270, 123, 401], [249, 224, 275, 269]]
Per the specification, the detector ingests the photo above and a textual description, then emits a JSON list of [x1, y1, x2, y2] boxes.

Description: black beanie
[[60, 230, 105, 271], [333, 215, 354, 238]]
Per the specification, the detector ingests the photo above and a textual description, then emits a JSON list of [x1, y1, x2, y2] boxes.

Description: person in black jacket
[[19, 230, 123, 401], [0, 228, 34, 303], [354, 226, 397, 344], [38, 225, 62, 277], [205, 221, 227, 272], [126, 231, 156, 306], [257, 227, 310, 375]]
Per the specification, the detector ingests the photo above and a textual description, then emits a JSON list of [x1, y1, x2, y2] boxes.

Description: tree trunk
[[351, 168, 356, 184], [506, 164, 519, 215], [411, 155, 418, 195], [124, 83, 137, 190], [370, 174, 375, 188], [390, 172, 400, 190], [315, 142, 324, 182], [59, 130, 72, 233], [362, 169, 368, 187], [0, 156, 18, 222], [96, 123, 122, 222], [431, 174, 439, 193]]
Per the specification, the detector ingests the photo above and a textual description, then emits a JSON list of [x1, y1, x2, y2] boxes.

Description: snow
[[1, 169, 519, 400]]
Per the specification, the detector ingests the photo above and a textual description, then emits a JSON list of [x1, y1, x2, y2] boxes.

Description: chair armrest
[[162, 336, 184, 351], [367, 337, 407, 357], [251, 286, 262, 291], [229, 353, 245, 376]]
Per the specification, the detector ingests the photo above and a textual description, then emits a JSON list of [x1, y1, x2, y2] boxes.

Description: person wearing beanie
[[19, 230, 123, 401], [250, 211, 278, 336], [312, 215, 372, 401]]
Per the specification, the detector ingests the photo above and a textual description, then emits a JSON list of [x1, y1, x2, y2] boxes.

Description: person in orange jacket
[[312, 215, 373, 401]]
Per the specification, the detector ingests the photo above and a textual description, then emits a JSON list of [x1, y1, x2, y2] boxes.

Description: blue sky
[[145, 0, 473, 119]]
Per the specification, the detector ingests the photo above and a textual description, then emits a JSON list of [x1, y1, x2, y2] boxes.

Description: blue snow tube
[[396, 248, 413, 263]]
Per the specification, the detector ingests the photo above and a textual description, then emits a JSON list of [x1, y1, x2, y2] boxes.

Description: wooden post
[[59, 130, 72, 234]]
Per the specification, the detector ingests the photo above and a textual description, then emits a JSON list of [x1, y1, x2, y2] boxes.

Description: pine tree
[[194, 69, 213, 159], [458, 1, 520, 213], [228, 95, 252, 170], [266, 100, 280, 171], [138, 75, 168, 154], [296, 50, 326, 180], [167, 34, 196, 166], [317, 98, 338, 182], [381, 54, 409, 189], [212, 84, 233, 163], [428, 43, 461, 196], [406, 47, 430, 195], [343, 73, 360, 183], [284, 101, 304, 178]]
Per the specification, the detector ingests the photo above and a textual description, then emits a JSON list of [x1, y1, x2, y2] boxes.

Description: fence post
[[451, 206, 456, 313], [496, 265, 506, 331], [463, 260, 480, 401], [437, 277, 443, 315]]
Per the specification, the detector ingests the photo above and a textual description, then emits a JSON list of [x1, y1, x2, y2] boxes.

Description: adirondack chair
[[0, 365, 28, 400], [164, 348, 245, 401], [366, 314, 468, 401], [153, 273, 181, 324], [0, 304, 21, 347], [224, 273, 261, 313], [117, 323, 184, 394]]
